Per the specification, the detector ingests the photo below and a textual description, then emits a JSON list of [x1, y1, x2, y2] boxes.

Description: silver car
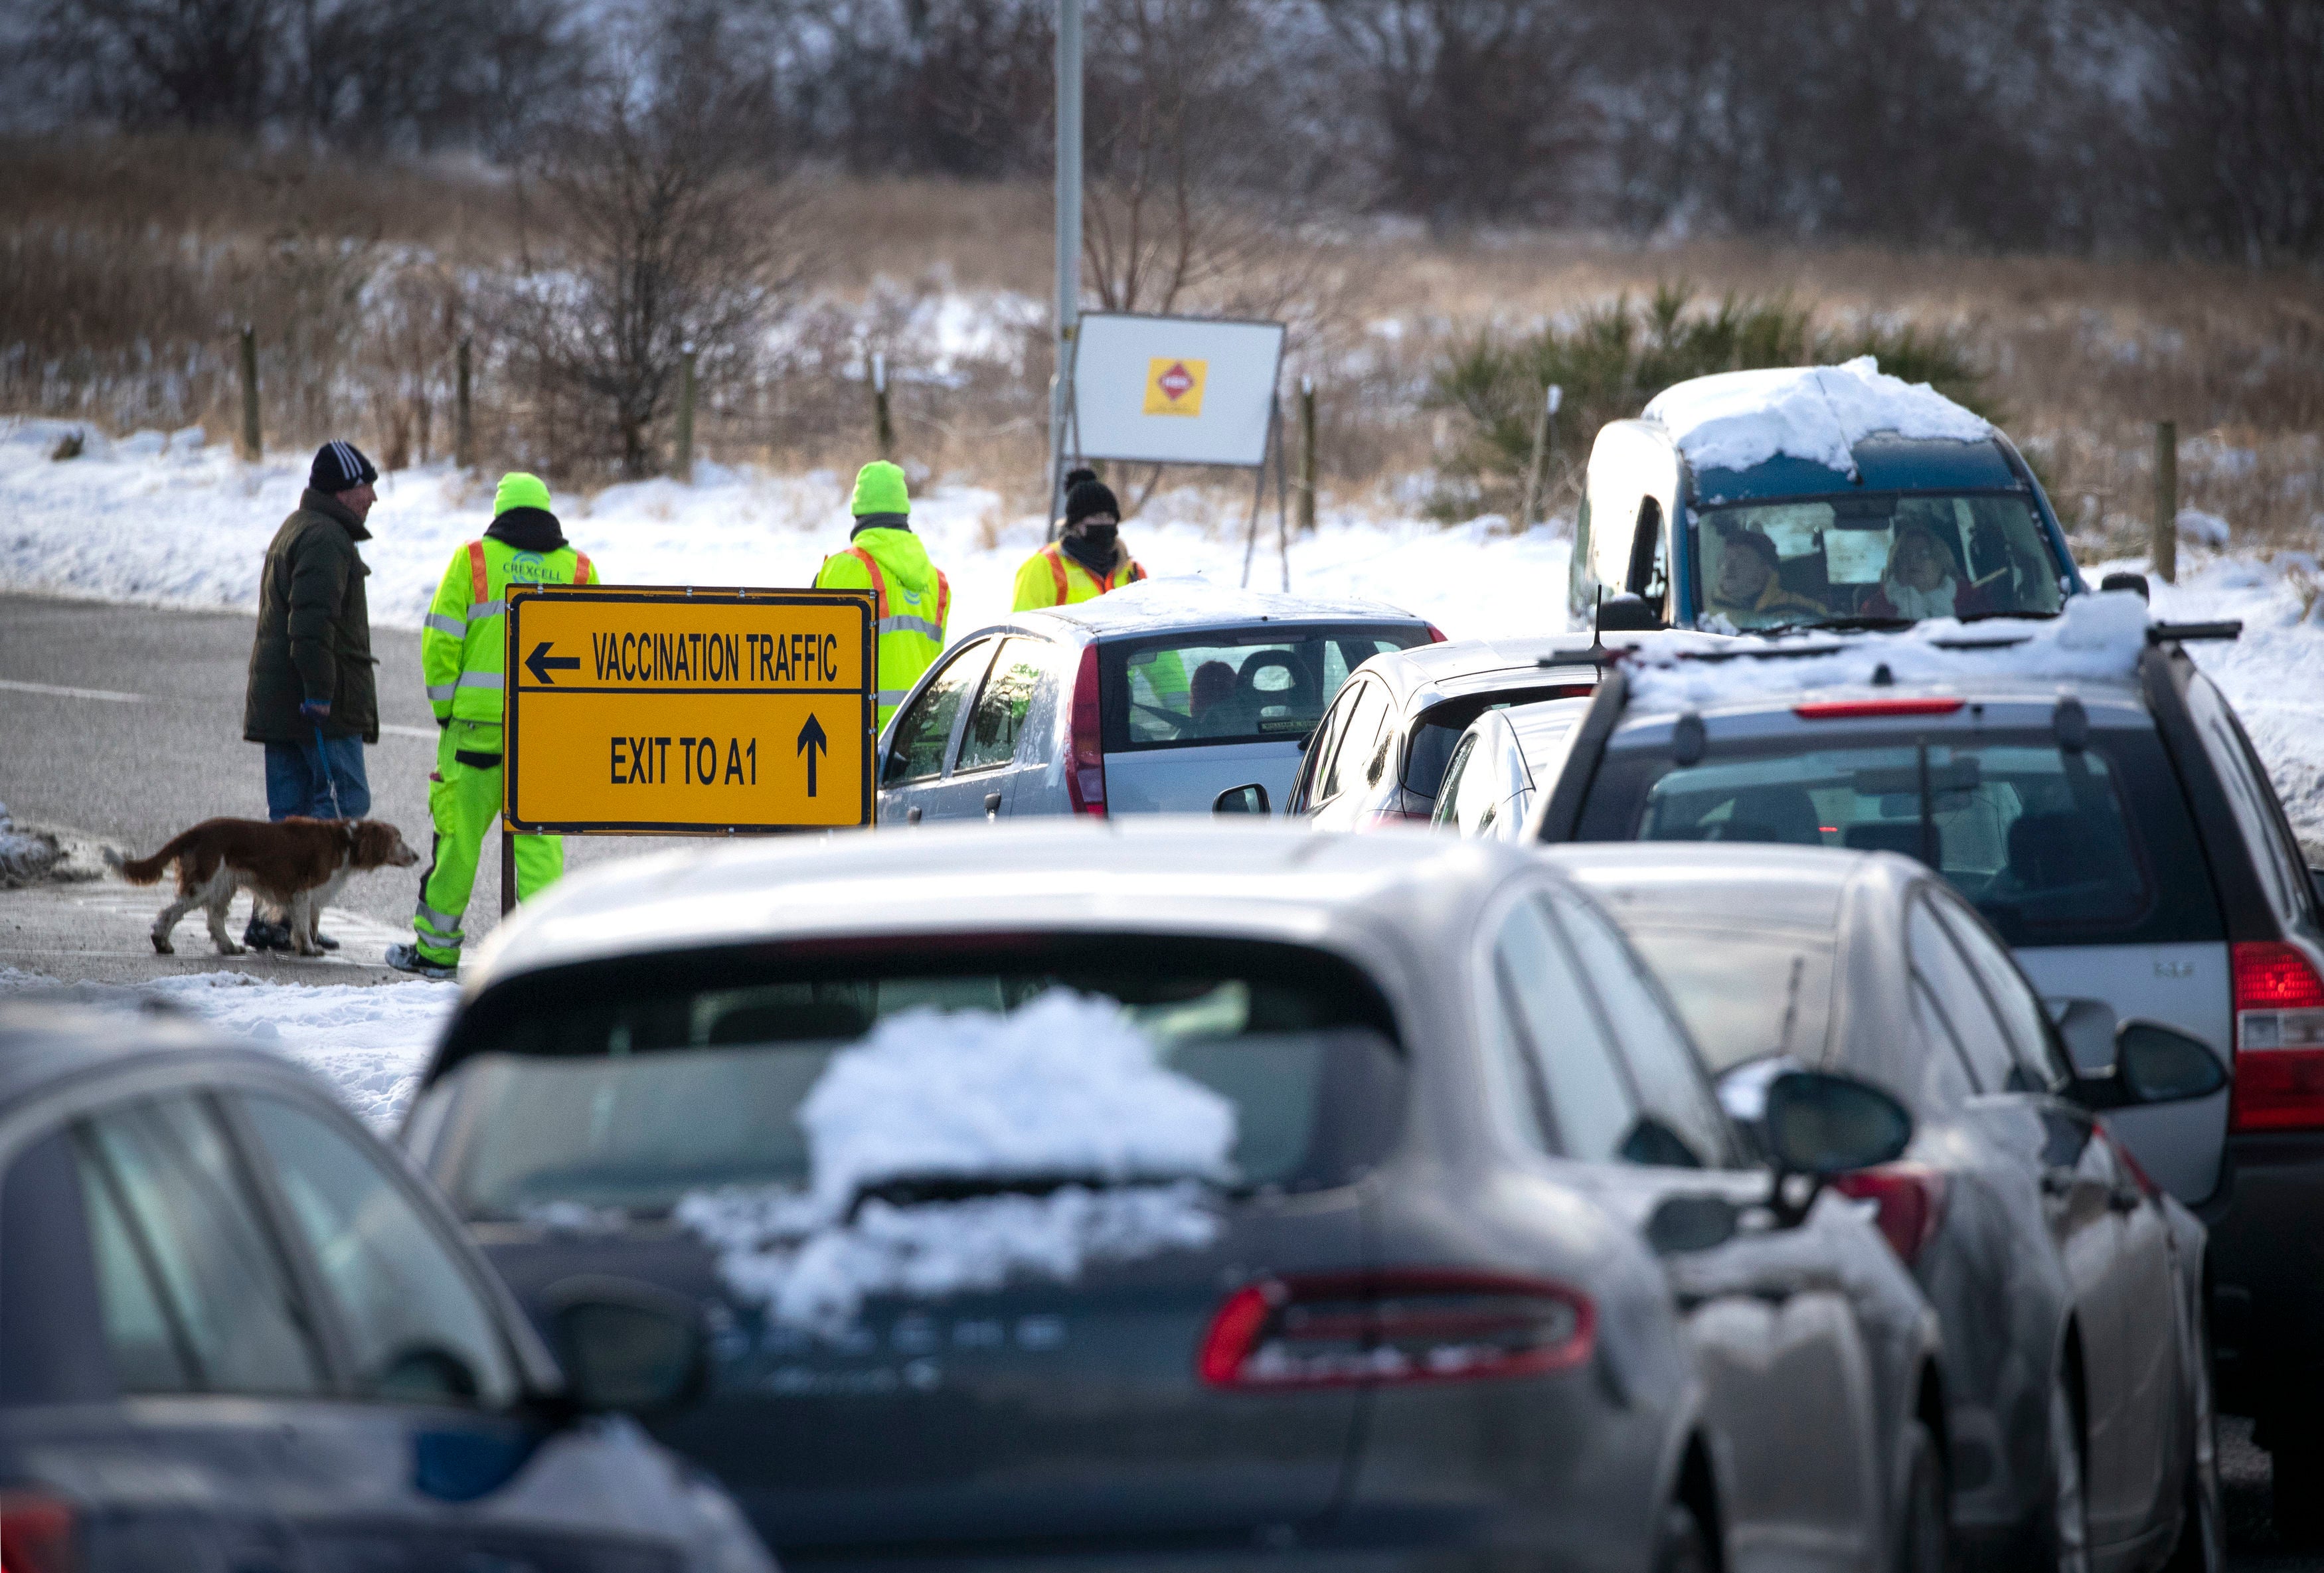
[[1432, 696, 1595, 839], [413, 823, 1948, 1573], [874, 582, 1436, 823]]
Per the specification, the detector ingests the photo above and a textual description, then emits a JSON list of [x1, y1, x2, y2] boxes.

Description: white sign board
[[1070, 313, 1285, 468]]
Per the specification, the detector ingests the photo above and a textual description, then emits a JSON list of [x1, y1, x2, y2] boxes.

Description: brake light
[[2231, 941, 2324, 1132], [1065, 644, 1106, 817], [1198, 1270, 1594, 1390], [1425, 623, 1449, 643], [1830, 1165, 1949, 1267], [0, 1493, 76, 1573], [1792, 699, 1965, 720]]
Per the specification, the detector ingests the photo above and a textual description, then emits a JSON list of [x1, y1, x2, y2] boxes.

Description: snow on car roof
[[1643, 355, 1993, 477], [1026, 576, 1423, 635], [1620, 589, 2153, 712]]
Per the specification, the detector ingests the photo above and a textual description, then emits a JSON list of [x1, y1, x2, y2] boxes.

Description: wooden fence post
[[2153, 420, 2178, 585], [455, 337, 473, 469], [675, 344, 697, 482], [1296, 376, 1317, 534], [1519, 383, 1562, 528], [872, 353, 895, 461], [238, 326, 262, 461]]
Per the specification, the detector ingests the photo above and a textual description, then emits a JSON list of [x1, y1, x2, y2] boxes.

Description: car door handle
[[985, 792, 1003, 819], [906, 805, 923, 825]]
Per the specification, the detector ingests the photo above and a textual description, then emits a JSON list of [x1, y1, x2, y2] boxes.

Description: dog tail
[[107, 832, 197, 886]]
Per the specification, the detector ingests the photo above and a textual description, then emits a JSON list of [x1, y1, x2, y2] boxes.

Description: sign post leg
[[500, 822, 516, 917]]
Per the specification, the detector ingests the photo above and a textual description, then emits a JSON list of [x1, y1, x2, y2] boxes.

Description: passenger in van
[[1706, 529, 1827, 627], [1862, 523, 1990, 622]]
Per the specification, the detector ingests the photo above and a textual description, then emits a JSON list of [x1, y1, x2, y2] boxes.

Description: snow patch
[[677, 990, 1232, 1333], [0, 803, 62, 887], [1643, 356, 1992, 476], [0, 967, 456, 1126]]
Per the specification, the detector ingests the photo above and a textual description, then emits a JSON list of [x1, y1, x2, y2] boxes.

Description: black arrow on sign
[[797, 713, 828, 797], [525, 641, 580, 685]]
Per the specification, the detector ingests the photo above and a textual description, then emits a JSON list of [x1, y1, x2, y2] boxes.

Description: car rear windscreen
[[1100, 623, 1430, 752], [420, 937, 1404, 1221], [1576, 728, 2223, 947]]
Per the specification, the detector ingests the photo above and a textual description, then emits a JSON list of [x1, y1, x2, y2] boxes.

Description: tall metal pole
[[1046, 0, 1084, 540]]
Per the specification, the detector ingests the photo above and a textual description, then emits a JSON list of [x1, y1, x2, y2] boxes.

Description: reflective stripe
[[574, 551, 594, 585], [1046, 545, 1070, 603], [467, 540, 489, 604], [425, 681, 457, 701], [412, 900, 463, 942], [876, 689, 910, 706], [467, 600, 507, 620], [423, 613, 466, 637], [846, 547, 889, 620], [876, 615, 944, 639], [456, 671, 503, 691]]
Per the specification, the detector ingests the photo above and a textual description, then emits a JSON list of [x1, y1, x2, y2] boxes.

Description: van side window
[[1626, 499, 1667, 604]]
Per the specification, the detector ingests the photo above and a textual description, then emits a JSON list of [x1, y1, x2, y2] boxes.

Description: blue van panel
[[1687, 436, 2020, 505]]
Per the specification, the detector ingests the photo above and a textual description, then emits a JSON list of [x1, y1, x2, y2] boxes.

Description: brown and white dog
[[106, 817, 420, 957]]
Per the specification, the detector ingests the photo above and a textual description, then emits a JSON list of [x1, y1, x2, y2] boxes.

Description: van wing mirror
[[1213, 783, 1270, 815]]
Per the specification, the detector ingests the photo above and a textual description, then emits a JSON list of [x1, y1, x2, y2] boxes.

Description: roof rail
[[2146, 621, 2242, 643]]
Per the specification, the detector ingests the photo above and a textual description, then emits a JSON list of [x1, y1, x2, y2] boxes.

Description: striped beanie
[[310, 440, 378, 494]]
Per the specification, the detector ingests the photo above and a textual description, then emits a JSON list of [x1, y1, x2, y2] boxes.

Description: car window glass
[[72, 1138, 193, 1392], [242, 1096, 519, 1410], [76, 1097, 323, 1395], [1546, 891, 1726, 1166], [1929, 898, 2065, 1089], [1101, 629, 1424, 752], [1908, 900, 2017, 1092], [1623, 926, 1835, 1076], [2189, 677, 2309, 924], [1320, 681, 1391, 801], [1494, 898, 1639, 1163], [1291, 691, 1352, 811], [957, 639, 1046, 772], [1907, 981, 1980, 1111], [884, 641, 990, 784], [1430, 732, 1481, 831]]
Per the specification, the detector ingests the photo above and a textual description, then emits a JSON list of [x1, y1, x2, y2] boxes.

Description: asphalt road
[[0, 592, 661, 938], [2, 590, 2321, 1566]]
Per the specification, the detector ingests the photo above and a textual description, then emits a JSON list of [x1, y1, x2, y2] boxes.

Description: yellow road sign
[[504, 586, 874, 834], [1142, 356, 1208, 416]]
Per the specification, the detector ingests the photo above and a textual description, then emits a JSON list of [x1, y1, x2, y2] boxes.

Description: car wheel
[[1894, 1420, 1947, 1573], [2045, 1367, 2092, 1573], [2274, 1449, 2324, 1550], [1654, 1501, 1713, 1573]]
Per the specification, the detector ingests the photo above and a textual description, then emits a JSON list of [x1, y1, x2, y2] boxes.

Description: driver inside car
[[1705, 529, 1827, 627]]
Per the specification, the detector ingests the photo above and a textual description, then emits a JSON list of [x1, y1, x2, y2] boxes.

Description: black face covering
[[1079, 522, 1119, 554]]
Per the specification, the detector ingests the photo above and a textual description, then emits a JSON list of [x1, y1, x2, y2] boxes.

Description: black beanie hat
[[310, 440, 378, 494], [1063, 467, 1098, 491], [1065, 477, 1120, 527]]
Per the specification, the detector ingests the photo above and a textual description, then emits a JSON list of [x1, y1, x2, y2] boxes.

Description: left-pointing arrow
[[525, 641, 580, 685]]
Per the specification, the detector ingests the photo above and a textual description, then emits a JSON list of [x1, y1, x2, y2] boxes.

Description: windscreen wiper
[[1750, 615, 1912, 637], [847, 1170, 1218, 1219]]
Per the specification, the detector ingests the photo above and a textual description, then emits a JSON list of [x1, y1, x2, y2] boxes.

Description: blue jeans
[[263, 736, 371, 821]]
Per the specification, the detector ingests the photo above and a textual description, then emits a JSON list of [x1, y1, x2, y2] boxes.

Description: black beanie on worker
[[1065, 477, 1120, 527], [309, 440, 378, 495]]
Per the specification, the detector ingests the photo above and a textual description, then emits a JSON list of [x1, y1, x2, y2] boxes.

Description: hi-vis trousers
[[412, 718, 562, 966]]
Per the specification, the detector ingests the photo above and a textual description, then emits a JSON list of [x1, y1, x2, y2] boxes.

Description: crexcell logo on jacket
[[507, 550, 557, 583]]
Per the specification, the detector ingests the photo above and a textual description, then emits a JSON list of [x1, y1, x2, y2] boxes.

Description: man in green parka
[[813, 461, 949, 730], [241, 439, 380, 952]]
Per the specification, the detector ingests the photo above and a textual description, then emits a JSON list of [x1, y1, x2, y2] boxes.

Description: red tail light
[[2231, 940, 2324, 1132], [1424, 623, 1449, 643], [1066, 644, 1107, 817], [1831, 1165, 1949, 1267], [1198, 1270, 1594, 1390], [1, 1493, 76, 1573], [1792, 698, 1965, 720]]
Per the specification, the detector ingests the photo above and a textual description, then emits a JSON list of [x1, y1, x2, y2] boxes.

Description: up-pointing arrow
[[525, 641, 580, 685], [797, 713, 828, 797]]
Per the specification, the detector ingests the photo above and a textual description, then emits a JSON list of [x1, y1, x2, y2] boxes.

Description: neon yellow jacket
[[814, 527, 949, 727], [1011, 540, 1148, 611], [422, 537, 598, 725]]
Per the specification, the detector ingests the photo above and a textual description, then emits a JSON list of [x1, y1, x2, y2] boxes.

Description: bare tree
[[501, 24, 810, 478], [33, 0, 286, 129]]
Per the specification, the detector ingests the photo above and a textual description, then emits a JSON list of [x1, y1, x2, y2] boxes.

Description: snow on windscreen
[[1625, 589, 2153, 710], [1643, 356, 1993, 475], [676, 990, 1235, 1334]]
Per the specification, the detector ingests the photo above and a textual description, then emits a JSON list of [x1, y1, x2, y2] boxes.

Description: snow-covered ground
[[0, 965, 457, 1125]]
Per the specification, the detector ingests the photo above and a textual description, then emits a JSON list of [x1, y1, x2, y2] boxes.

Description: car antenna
[[1588, 587, 1607, 662]]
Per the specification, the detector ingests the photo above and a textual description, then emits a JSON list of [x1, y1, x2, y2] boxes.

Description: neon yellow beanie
[[494, 471, 553, 517], [851, 461, 910, 517]]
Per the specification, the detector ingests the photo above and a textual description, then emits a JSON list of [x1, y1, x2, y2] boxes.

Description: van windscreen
[[1100, 624, 1428, 753], [1577, 728, 2222, 947]]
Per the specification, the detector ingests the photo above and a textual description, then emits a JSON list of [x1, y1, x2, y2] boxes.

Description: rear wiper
[[847, 1171, 1217, 1219]]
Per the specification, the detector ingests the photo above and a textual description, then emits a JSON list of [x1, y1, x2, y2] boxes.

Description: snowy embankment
[[0, 966, 457, 1126]]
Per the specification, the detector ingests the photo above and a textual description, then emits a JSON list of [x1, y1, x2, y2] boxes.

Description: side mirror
[[1763, 1070, 1912, 1178], [544, 1277, 707, 1416], [2074, 1020, 2228, 1110], [1645, 1193, 1741, 1255], [2100, 570, 2151, 602], [1212, 783, 1270, 815], [1597, 592, 1664, 632]]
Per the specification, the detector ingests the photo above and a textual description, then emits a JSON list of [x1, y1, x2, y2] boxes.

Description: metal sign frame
[[503, 584, 875, 836]]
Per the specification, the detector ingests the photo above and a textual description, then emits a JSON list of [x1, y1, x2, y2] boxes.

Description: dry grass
[[3, 136, 2319, 547]]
